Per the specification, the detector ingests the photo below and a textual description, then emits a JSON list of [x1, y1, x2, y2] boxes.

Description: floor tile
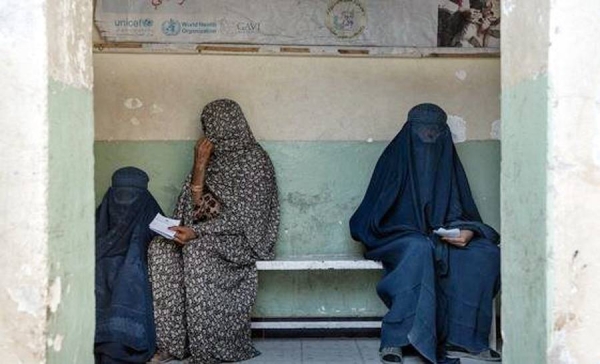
[[301, 338, 364, 364], [160, 338, 501, 364], [243, 339, 302, 364]]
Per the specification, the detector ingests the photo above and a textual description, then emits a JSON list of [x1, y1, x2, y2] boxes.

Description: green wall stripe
[[48, 80, 95, 363], [501, 76, 548, 363], [95, 140, 500, 257]]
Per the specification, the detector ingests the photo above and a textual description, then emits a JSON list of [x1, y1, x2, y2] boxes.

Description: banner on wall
[[95, 0, 500, 48]]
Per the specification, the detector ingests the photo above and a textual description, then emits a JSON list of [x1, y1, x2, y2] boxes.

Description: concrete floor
[[168, 338, 499, 364]]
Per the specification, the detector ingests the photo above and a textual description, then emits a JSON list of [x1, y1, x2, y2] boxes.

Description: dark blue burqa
[[350, 104, 500, 363], [95, 167, 163, 364]]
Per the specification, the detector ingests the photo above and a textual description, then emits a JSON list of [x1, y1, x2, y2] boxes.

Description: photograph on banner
[[437, 0, 500, 48]]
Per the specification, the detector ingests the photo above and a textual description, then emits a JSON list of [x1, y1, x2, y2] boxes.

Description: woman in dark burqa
[[350, 104, 500, 364], [148, 99, 280, 364], [95, 167, 163, 364]]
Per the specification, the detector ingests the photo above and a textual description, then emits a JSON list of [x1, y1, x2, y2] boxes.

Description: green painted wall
[[255, 271, 386, 317], [95, 140, 501, 254], [501, 76, 548, 363], [47, 80, 95, 363], [95, 140, 500, 317]]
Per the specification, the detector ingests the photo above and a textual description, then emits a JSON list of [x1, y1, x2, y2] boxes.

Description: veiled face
[[407, 103, 449, 144], [412, 122, 448, 143], [200, 99, 253, 146], [113, 187, 144, 204]]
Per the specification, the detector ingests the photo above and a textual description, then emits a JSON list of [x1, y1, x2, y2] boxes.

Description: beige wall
[[547, 0, 600, 362], [94, 53, 500, 141]]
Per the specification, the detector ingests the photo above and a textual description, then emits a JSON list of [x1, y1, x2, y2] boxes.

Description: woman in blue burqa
[[95, 167, 163, 363], [350, 104, 500, 364]]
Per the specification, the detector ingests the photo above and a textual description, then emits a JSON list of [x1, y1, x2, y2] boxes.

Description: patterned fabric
[[192, 190, 221, 222], [149, 99, 280, 364]]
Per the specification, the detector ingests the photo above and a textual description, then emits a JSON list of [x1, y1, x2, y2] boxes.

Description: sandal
[[446, 344, 502, 362], [149, 351, 177, 363], [380, 347, 403, 363]]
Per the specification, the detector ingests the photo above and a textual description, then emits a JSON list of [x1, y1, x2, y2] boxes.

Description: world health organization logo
[[162, 18, 181, 36], [326, 0, 367, 39]]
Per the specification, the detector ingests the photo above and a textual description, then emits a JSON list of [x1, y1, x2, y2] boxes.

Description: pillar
[[0, 0, 95, 363], [502, 0, 600, 362]]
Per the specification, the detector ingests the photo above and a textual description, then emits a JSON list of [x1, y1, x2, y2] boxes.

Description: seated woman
[[350, 104, 500, 364], [95, 167, 163, 364], [148, 99, 280, 364]]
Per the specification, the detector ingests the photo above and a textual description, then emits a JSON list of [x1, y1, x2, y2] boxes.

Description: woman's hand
[[169, 226, 198, 245], [442, 230, 474, 247], [194, 138, 214, 169]]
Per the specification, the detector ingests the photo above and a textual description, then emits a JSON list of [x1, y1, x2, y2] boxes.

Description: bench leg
[[489, 297, 498, 351]]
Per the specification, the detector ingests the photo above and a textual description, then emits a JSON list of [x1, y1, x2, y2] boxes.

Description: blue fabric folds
[[350, 104, 500, 363], [95, 167, 163, 364]]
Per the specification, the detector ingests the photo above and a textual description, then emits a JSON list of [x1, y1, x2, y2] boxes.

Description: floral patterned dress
[[148, 99, 279, 364]]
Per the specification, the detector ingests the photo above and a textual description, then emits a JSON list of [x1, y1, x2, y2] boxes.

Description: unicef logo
[[162, 18, 181, 36], [326, 0, 367, 39], [114, 18, 154, 28]]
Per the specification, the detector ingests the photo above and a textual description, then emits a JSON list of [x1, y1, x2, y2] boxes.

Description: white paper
[[433, 227, 461, 239], [149, 213, 181, 240]]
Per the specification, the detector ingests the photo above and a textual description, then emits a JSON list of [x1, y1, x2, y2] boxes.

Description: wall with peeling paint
[[47, 1, 95, 362], [0, 1, 50, 362], [503, 0, 600, 362], [0, 0, 95, 363], [93, 54, 501, 142], [501, 0, 550, 361], [546, 0, 600, 362], [47, 79, 95, 363]]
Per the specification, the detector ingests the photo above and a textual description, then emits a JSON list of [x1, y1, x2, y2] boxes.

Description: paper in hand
[[149, 213, 181, 240], [433, 227, 461, 239]]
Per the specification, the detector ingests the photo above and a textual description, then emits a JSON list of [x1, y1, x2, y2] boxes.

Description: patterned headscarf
[[201, 99, 256, 153]]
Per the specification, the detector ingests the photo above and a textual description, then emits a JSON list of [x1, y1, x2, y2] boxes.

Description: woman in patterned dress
[[149, 99, 280, 364]]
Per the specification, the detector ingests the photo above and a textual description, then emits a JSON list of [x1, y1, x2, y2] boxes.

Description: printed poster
[[96, 0, 500, 48], [95, 0, 439, 47]]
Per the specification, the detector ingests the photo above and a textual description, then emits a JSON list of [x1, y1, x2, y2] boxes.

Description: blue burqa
[[95, 167, 163, 364], [350, 104, 500, 363]]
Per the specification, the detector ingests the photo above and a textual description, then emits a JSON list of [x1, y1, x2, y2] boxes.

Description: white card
[[433, 227, 461, 239], [149, 213, 181, 240]]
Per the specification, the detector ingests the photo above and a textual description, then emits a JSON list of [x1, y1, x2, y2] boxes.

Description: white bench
[[255, 254, 382, 271], [253, 255, 499, 350], [253, 254, 382, 330]]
